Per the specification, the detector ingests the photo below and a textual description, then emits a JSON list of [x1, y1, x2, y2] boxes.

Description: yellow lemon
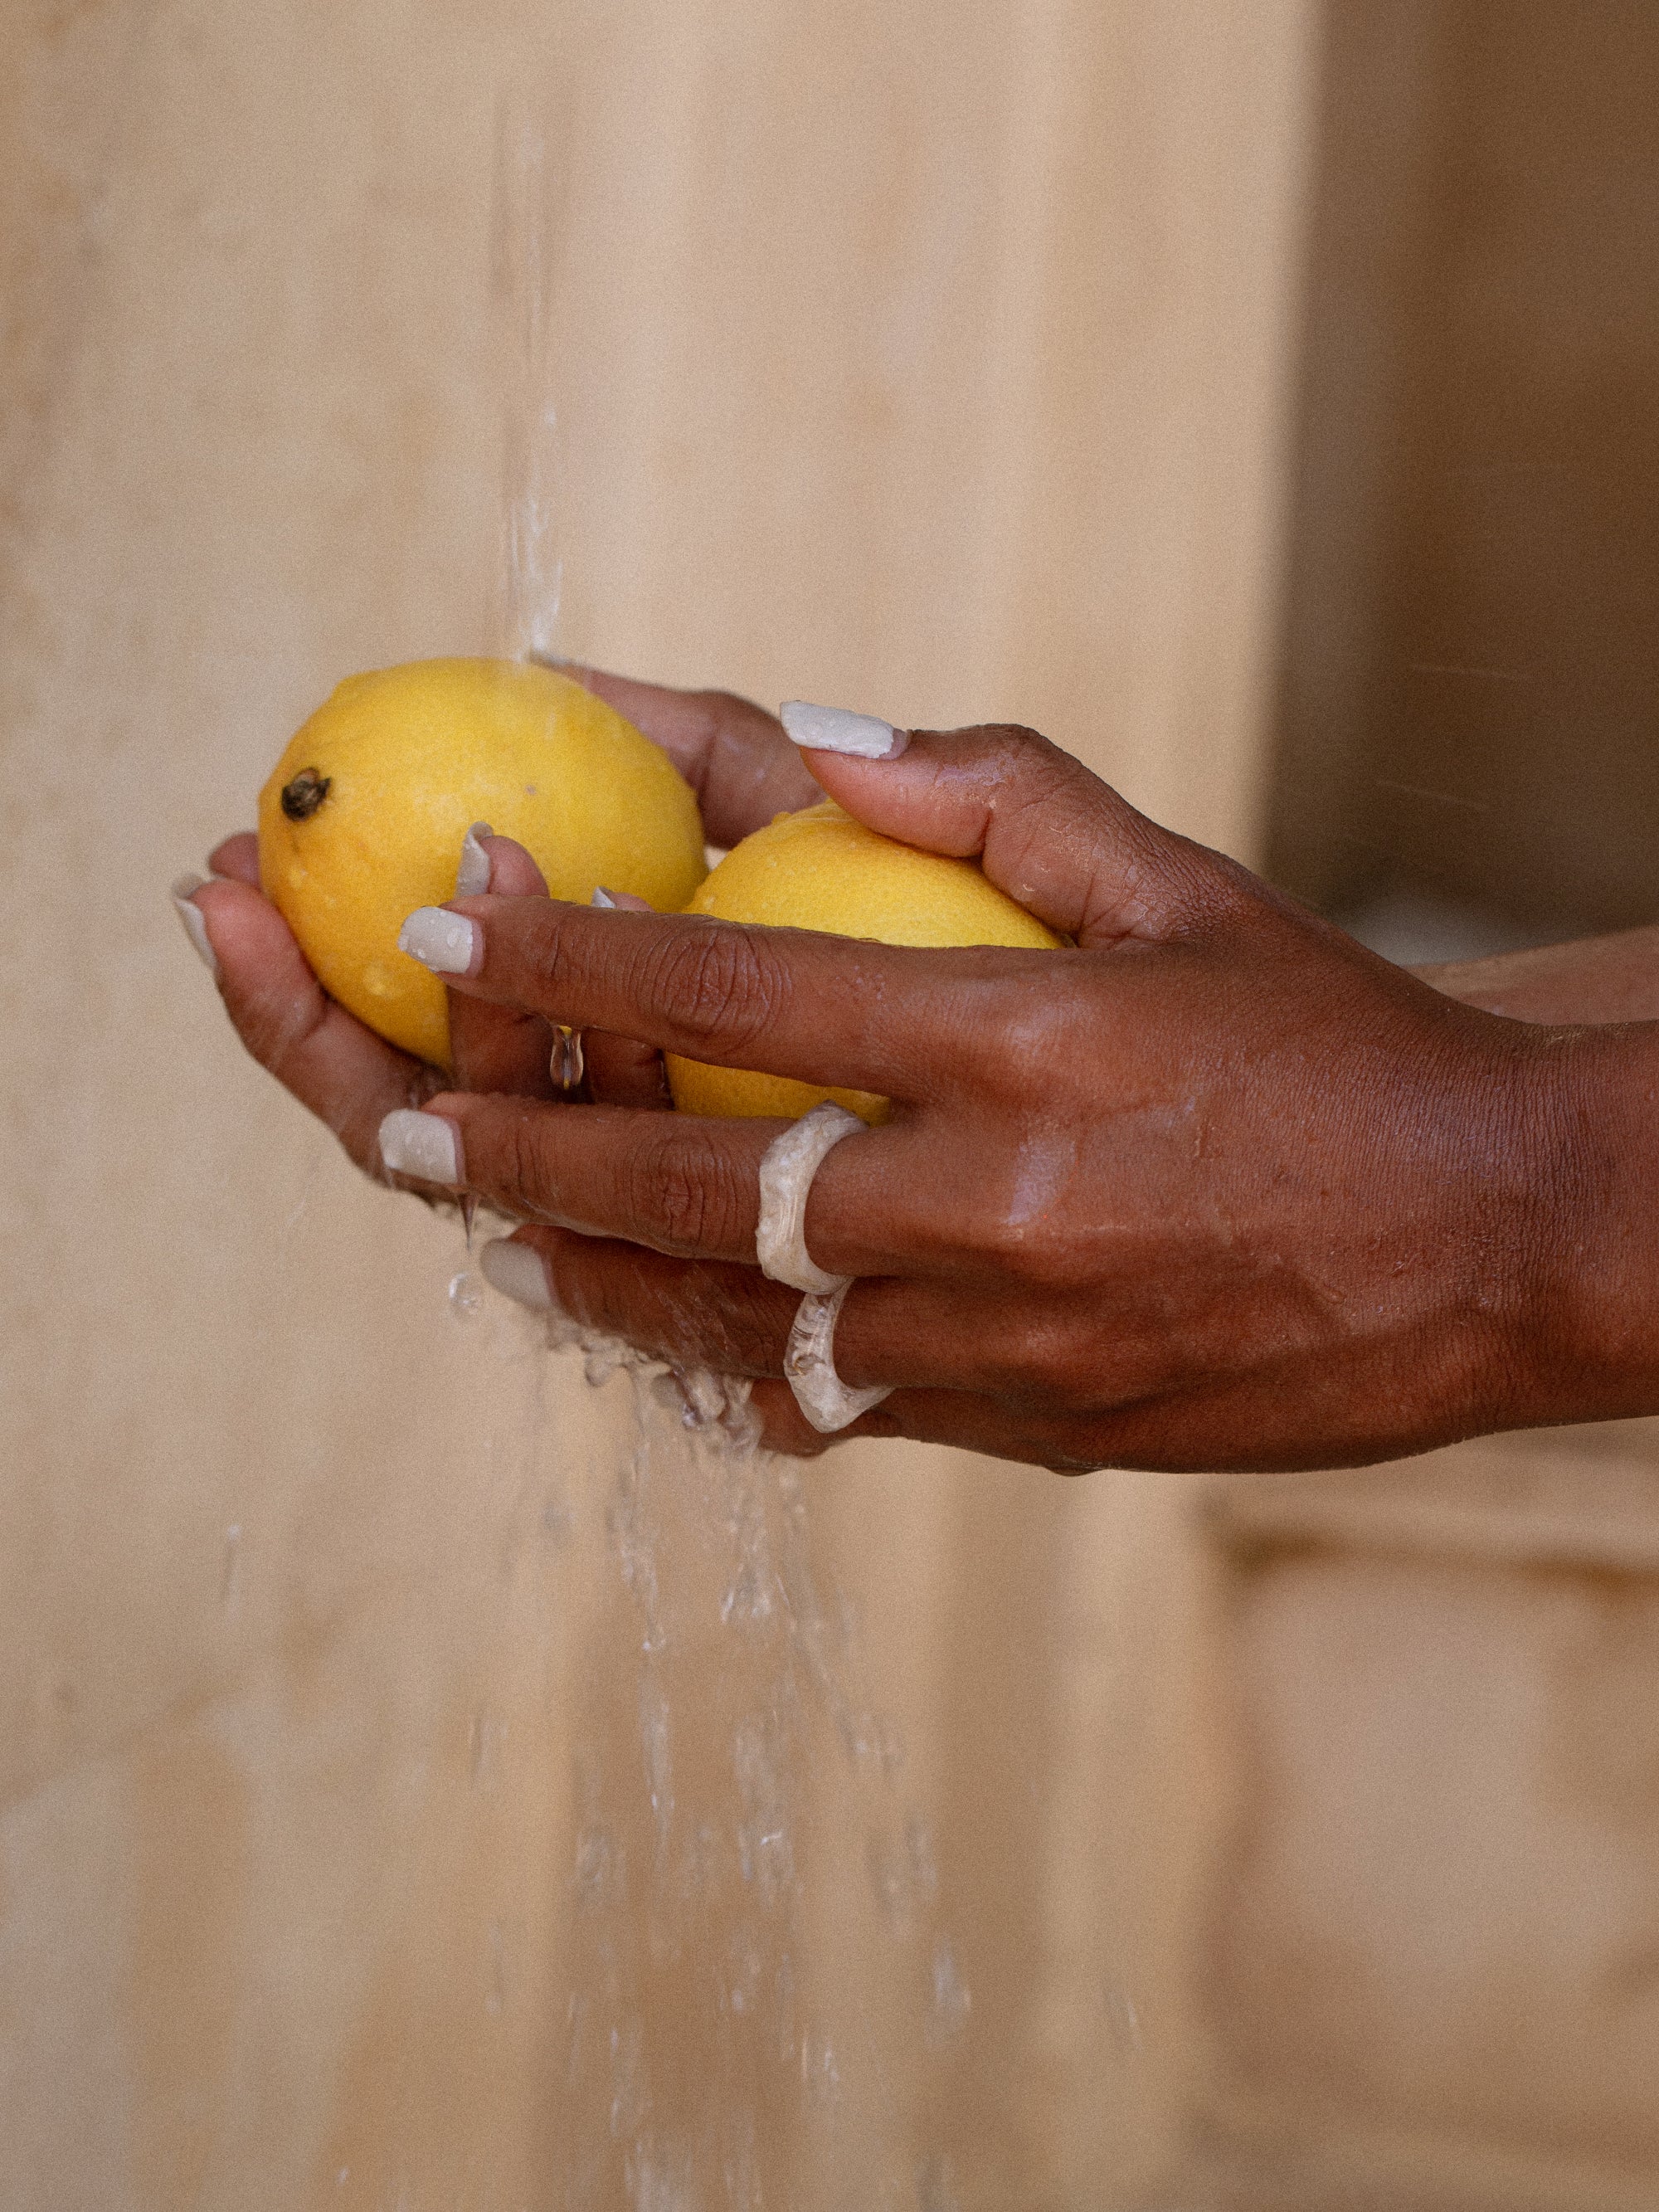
[[665, 799, 1061, 1123], [259, 658, 707, 1065]]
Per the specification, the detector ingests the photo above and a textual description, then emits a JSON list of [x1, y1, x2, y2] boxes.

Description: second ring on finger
[[480, 1224, 1063, 1403]]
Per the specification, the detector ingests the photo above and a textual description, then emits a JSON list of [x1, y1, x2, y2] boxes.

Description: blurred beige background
[[5, 2, 1659, 2208]]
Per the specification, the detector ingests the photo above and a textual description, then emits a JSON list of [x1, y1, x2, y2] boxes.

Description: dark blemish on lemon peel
[[280, 767, 331, 821]]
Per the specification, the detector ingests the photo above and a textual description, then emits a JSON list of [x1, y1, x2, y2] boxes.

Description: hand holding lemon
[[245, 655, 1058, 1121], [181, 670, 1642, 1478]]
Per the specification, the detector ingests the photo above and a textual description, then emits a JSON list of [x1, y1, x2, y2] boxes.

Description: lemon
[[258, 658, 707, 1065], [665, 799, 1061, 1123]]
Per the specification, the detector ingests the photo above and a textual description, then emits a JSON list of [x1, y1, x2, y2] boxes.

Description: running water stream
[[446, 1265, 973, 2205], [481, 98, 971, 2207]]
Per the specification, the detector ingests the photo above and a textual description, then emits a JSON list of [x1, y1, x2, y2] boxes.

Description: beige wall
[[1198, 1421, 1659, 2212], [2, 2, 1320, 2206], [1267, 0, 1659, 936]]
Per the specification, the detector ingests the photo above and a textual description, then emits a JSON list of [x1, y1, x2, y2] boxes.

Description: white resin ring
[[784, 1281, 894, 1435], [755, 1101, 865, 1296]]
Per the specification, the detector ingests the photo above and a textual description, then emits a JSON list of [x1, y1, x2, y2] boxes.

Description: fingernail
[[170, 874, 219, 977], [397, 906, 479, 975], [479, 1236, 557, 1311], [455, 821, 494, 896], [779, 700, 908, 761], [377, 1108, 462, 1185], [591, 886, 617, 909]]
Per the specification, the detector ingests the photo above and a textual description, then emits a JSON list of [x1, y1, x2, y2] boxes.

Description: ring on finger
[[756, 1101, 864, 1294], [755, 1102, 891, 1433], [785, 1281, 892, 1434]]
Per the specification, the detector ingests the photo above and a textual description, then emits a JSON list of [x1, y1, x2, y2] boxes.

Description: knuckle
[[997, 1225, 1090, 1293], [1004, 1312, 1099, 1412], [520, 903, 577, 1009], [685, 689, 766, 780], [978, 720, 1050, 762], [977, 979, 1091, 1095], [706, 1268, 789, 1367], [968, 723, 1069, 797], [694, 688, 753, 734], [503, 1108, 557, 1214], [971, 1179, 1096, 1292], [643, 919, 787, 1054], [240, 988, 327, 1083], [628, 1125, 747, 1254]]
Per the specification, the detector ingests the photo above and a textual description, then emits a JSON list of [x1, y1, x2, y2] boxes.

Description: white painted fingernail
[[479, 1237, 556, 1310], [780, 700, 908, 760], [455, 821, 494, 896], [397, 906, 479, 975], [170, 875, 219, 977], [377, 1108, 462, 1185], [591, 886, 617, 909]]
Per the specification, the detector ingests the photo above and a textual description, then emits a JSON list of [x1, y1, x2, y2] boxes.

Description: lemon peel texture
[[665, 799, 1060, 1123], [258, 657, 707, 1065]]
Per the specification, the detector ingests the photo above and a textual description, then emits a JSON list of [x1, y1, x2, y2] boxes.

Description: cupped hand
[[375, 711, 1650, 1473], [179, 670, 1655, 1472]]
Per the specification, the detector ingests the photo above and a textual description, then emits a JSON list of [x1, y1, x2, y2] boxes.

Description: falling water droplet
[[449, 1269, 483, 1319], [917, 2153, 960, 2212], [1105, 1983, 1144, 2052], [800, 2025, 839, 2104], [486, 1918, 507, 2017], [221, 1523, 242, 1611], [929, 1936, 971, 2044], [460, 1191, 479, 1249], [551, 1025, 585, 1089]]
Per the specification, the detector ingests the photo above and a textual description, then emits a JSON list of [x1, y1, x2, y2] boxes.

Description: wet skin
[[187, 669, 1659, 1471]]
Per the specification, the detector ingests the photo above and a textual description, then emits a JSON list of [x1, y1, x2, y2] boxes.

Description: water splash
[[508, 1304, 966, 2205]]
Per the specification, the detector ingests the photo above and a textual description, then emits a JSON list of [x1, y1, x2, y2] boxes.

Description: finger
[[582, 1027, 674, 1110], [791, 717, 1241, 948], [413, 894, 1037, 1104], [445, 831, 562, 1100], [480, 1225, 1008, 1386], [477, 1225, 1129, 1473], [484, 1227, 803, 1370], [538, 658, 820, 845], [569, 885, 674, 1108], [409, 1095, 909, 1274], [444, 841, 672, 1107], [207, 831, 260, 885], [191, 878, 436, 1172]]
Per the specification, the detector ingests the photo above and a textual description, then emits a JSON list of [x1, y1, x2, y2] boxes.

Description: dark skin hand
[[184, 671, 1659, 1472]]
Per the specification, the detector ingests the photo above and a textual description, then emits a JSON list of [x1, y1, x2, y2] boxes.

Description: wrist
[[1513, 1020, 1659, 1426], [1418, 925, 1659, 1025]]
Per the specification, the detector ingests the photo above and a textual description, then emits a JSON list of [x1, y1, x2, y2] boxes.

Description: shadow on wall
[[1265, 0, 1659, 959]]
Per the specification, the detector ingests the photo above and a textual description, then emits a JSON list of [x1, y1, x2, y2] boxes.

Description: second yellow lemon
[[665, 799, 1062, 1123]]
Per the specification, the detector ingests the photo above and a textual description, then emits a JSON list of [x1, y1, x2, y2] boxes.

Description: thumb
[[781, 708, 1232, 948]]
